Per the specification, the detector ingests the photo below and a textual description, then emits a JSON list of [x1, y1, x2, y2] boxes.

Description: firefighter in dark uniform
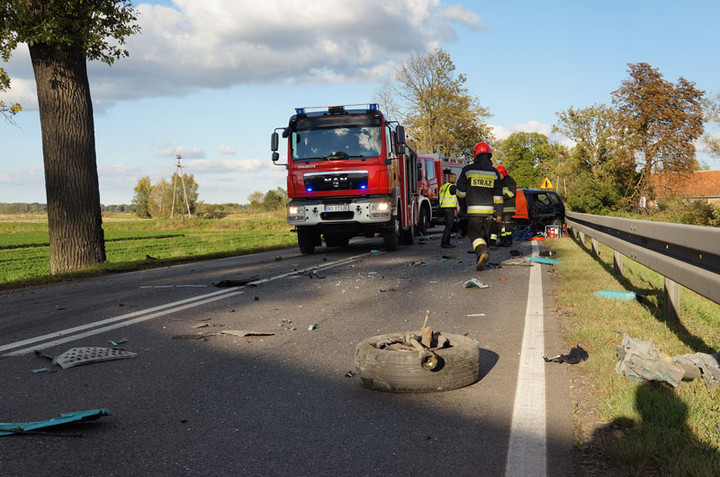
[[455, 142, 503, 271], [496, 165, 517, 247], [439, 171, 457, 248]]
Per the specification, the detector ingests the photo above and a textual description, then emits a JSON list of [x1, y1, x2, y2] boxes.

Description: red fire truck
[[271, 104, 423, 254], [416, 154, 466, 230]]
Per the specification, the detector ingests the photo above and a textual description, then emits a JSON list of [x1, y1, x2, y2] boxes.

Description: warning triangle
[[540, 177, 554, 189]]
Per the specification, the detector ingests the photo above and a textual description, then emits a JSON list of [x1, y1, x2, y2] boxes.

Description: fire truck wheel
[[354, 332, 481, 393], [417, 206, 429, 236], [382, 216, 400, 251], [297, 229, 316, 254]]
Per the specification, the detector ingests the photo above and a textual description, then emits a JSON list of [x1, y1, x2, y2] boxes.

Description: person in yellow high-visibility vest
[[439, 171, 458, 248]]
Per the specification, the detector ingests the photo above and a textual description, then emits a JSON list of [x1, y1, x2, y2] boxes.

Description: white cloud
[[185, 158, 263, 173], [4, 1, 480, 110], [436, 4, 485, 30], [217, 144, 236, 155], [158, 145, 206, 158]]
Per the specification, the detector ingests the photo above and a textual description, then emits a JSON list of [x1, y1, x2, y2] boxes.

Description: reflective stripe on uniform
[[503, 187, 515, 199], [467, 205, 494, 214], [472, 238, 487, 249], [455, 189, 466, 198], [493, 195, 503, 204], [503, 207, 516, 214], [466, 171, 497, 188]]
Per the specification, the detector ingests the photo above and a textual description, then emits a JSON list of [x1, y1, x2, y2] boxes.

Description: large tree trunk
[[29, 42, 106, 274]]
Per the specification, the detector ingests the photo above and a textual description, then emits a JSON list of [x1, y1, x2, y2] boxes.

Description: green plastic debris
[[0, 409, 111, 436], [527, 256, 563, 265]]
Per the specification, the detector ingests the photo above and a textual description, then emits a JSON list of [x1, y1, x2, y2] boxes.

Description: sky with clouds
[[2, 0, 720, 205]]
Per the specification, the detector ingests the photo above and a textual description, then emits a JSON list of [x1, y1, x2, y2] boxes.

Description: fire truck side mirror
[[394, 126, 406, 155], [272, 152, 279, 162], [271, 132, 279, 153]]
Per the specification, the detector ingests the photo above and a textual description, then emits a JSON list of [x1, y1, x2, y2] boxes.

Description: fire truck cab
[[271, 104, 422, 254]]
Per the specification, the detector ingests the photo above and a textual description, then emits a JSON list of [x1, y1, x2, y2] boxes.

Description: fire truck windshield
[[291, 126, 382, 161]]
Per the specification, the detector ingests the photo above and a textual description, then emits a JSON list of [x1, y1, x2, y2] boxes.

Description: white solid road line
[[505, 241, 547, 476], [1, 251, 376, 357], [0, 287, 242, 355]]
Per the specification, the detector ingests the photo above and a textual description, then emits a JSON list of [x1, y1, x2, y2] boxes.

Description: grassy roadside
[[547, 234, 720, 475], [0, 212, 298, 288]]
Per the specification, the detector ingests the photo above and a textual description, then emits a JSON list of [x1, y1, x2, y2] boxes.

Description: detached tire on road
[[354, 332, 481, 393]]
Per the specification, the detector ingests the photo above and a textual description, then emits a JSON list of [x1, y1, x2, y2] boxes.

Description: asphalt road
[[0, 229, 577, 476]]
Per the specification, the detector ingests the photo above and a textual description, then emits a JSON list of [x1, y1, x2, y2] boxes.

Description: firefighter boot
[[476, 252, 490, 271]]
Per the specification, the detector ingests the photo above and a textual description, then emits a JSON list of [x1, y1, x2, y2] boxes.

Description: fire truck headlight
[[370, 201, 391, 217], [287, 205, 305, 221]]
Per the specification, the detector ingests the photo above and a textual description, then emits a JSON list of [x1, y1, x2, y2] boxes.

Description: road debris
[[466, 313, 486, 317], [379, 287, 397, 292], [220, 330, 275, 337], [544, 345, 589, 364], [279, 319, 296, 331], [463, 278, 489, 289], [35, 347, 137, 370], [345, 370, 355, 378], [594, 290, 638, 301], [212, 276, 260, 287], [308, 270, 326, 279], [527, 256, 562, 265], [308, 323, 319, 331], [0, 409, 112, 436], [616, 333, 720, 387]]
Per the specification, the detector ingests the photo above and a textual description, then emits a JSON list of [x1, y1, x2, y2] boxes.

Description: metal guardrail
[[564, 211, 720, 321]]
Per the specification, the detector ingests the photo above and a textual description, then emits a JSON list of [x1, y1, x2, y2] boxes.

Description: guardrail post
[[613, 251, 623, 276], [664, 277, 680, 324], [591, 238, 600, 257]]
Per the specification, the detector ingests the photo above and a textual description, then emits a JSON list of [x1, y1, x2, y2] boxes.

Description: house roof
[[651, 170, 720, 199]]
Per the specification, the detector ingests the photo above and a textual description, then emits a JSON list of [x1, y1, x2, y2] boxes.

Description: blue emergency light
[[295, 108, 305, 115], [306, 187, 313, 192], [359, 184, 367, 190], [368, 104, 378, 111]]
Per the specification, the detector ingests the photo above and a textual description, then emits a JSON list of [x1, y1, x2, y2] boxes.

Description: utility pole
[[171, 155, 192, 218]]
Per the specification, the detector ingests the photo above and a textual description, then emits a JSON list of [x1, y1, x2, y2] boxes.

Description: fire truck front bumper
[[287, 198, 393, 226]]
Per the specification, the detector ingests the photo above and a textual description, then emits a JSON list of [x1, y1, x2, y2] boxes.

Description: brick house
[[650, 170, 720, 204]]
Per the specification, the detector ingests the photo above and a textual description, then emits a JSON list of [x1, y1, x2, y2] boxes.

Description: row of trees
[[130, 175, 286, 218], [381, 52, 711, 215], [131, 174, 200, 218], [496, 63, 706, 214]]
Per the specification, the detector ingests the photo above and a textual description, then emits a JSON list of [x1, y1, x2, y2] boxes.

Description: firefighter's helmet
[[473, 141, 492, 157], [496, 165, 507, 176]]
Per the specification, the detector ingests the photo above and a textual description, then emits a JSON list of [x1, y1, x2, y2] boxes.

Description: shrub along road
[[0, 232, 576, 476]]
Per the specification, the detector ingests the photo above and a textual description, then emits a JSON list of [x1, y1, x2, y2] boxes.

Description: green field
[[0, 213, 297, 286]]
